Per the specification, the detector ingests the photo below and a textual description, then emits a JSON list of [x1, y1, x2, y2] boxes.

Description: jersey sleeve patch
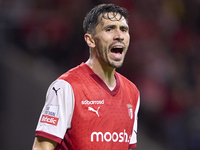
[[40, 105, 59, 126]]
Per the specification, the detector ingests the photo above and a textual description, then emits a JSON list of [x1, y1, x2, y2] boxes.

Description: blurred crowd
[[1, 0, 200, 149]]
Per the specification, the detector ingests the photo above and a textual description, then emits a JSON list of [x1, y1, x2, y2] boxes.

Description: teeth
[[113, 46, 123, 48]]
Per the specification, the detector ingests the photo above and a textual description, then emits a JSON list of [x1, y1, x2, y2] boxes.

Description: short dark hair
[[83, 4, 128, 34]]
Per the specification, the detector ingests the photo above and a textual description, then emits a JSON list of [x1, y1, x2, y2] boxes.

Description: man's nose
[[113, 29, 124, 41]]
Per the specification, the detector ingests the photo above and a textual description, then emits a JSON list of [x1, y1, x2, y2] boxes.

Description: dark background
[[1, 0, 200, 150]]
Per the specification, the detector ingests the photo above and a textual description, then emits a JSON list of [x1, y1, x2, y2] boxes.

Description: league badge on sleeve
[[40, 105, 59, 126], [127, 104, 133, 119]]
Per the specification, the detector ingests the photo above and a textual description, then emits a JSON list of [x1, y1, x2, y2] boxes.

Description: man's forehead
[[98, 12, 127, 25]]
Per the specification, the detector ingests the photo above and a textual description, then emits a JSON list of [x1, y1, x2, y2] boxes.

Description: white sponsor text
[[91, 129, 131, 143], [82, 99, 104, 105]]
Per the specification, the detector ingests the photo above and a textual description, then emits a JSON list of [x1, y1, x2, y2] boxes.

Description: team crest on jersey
[[127, 104, 133, 119]]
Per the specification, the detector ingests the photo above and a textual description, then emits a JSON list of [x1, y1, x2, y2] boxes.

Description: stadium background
[[1, 0, 200, 149]]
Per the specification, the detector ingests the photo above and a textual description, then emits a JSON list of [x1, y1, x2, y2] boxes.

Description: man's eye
[[106, 28, 112, 32], [121, 28, 128, 32]]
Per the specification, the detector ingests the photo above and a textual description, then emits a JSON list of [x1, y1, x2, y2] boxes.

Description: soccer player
[[32, 3, 140, 150]]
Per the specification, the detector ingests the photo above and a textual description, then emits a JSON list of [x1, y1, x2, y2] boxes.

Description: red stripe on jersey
[[35, 131, 62, 144], [129, 143, 137, 149]]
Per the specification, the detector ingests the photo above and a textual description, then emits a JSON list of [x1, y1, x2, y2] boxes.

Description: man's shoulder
[[58, 63, 90, 84], [58, 66, 80, 81]]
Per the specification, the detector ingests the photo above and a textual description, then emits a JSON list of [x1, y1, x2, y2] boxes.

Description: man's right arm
[[32, 136, 57, 150]]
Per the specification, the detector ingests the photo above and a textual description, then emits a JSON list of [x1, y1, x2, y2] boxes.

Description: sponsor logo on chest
[[81, 99, 104, 117], [91, 129, 131, 143], [81, 99, 104, 105]]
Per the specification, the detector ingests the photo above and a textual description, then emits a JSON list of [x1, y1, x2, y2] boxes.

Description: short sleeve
[[35, 79, 75, 143], [129, 95, 140, 148]]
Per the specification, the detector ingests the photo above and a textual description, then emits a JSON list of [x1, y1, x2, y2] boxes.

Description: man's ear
[[84, 33, 96, 48]]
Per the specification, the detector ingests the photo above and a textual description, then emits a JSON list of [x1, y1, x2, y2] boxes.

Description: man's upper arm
[[32, 136, 57, 150]]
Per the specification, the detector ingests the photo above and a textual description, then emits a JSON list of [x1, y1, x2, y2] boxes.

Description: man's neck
[[85, 58, 116, 91]]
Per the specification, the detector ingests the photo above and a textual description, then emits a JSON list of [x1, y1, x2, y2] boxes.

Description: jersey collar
[[80, 62, 120, 97]]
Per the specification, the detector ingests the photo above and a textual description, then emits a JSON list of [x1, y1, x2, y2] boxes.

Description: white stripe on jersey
[[129, 95, 140, 144]]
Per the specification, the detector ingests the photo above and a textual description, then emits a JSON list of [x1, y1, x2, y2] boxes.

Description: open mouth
[[111, 46, 123, 54]]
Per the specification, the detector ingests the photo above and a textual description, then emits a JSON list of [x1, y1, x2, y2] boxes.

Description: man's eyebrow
[[120, 25, 129, 31], [102, 24, 116, 30]]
